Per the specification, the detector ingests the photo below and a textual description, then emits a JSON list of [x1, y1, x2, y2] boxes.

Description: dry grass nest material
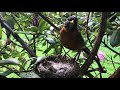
[[34, 55, 81, 78]]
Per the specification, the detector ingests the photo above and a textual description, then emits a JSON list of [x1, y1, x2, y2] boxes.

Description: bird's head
[[64, 16, 77, 31]]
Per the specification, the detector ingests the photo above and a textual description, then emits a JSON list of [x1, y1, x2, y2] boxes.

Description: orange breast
[[60, 27, 84, 51]]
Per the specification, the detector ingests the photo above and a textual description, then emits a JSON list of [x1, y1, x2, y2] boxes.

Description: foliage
[[0, 12, 120, 78]]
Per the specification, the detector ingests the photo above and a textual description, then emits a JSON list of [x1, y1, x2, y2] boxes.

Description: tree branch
[[109, 67, 120, 78], [86, 12, 93, 48], [38, 12, 60, 31], [102, 41, 120, 56], [81, 12, 108, 76], [0, 15, 37, 58]]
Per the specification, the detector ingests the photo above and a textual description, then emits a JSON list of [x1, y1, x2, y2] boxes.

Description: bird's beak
[[70, 20, 74, 24]]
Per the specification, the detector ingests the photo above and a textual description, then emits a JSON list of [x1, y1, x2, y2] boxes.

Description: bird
[[60, 16, 105, 73], [60, 15, 90, 59]]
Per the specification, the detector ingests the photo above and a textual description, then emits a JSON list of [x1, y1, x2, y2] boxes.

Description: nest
[[34, 55, 81, 78]]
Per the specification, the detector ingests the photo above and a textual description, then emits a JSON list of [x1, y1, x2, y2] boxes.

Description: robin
[[60, 16, 90, 58], [60, 16, 105, 73]]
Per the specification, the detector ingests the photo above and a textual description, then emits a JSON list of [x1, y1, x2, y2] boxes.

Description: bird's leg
[[74, 51, 81, 61], [76, 51, 81, 61]]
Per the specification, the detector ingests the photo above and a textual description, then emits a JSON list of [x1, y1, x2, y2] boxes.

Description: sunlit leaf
[[26, 26, 38, 32], [43, 45, 54, 54], [38, 19, 49, 32]]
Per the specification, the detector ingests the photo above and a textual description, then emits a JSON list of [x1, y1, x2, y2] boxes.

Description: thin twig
[[38, 12, 60, 31], [106, 59, 120, 65], [108, 12, 117, 22], [86, 73, 94, 78], [62, 48, 72, 58], [33, 35, 36, 54], [86, 12, 93, 48], [110, 57, 117, 71], [11, 40, 23, 48], [94, 73, 100, 78], [100, 72, 102, 78], [11, 14, 30, 41], [20, 33, 41, 53], [0, 44, 7, 52], [87, 67, 106, 73], [102, 41, 120, 56], [75, 12, 77, 18]]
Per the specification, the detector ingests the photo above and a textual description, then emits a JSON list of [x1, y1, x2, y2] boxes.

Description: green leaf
[[39, 19, 46, 29], [38, 19, 49, 32], [3, 54, 11, 59], [42, 41, 46, 46], [110, 29, 120, 47], [11, 50, 20, 58], [6, 16, 15, 29], [0, 58, 20, 65], [43, 45, 54, 54], [20, 71, 40, 78], [106, 28, 114, 35], [0, 23, 2, 39], [113, 54, 118, 58], [0, 70, 14, 77], [26, 26, 38, 32]]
